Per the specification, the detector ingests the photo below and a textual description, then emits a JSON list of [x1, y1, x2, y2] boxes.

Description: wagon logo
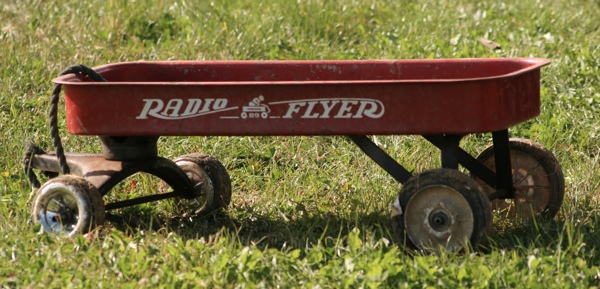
[[241, 96, 271, 119], [136, 97, 385, 120], [272, 98, 385, 119], [136, 98, 237, 120]]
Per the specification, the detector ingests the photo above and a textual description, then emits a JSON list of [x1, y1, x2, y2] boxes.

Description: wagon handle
[[25, 65, 107, 188], [49, 65, 107, 176]]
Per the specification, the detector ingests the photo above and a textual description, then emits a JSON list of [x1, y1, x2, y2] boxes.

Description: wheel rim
[[176, 160, 215, 214], [483, 150, 551, 219], [37, 184, 81, 234], [404, 185, 474, 251]]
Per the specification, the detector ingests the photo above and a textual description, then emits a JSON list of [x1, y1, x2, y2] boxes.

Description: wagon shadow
[[106, 207, 394, 250], [106, 206, 599, 254], [482, 214, 600, 255]]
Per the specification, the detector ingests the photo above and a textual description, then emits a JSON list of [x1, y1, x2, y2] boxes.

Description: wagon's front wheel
[[32, 175, 105, 237], [475, 138, 565, 221], [161, 153, 232, 216], [391, 169, 491, 251]]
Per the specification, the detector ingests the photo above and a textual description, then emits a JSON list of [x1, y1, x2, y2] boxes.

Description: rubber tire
[[475, 138, 565, 220], [32, 175, 105, 237], [162, 153, 232, 216], [391, 168, 492, 252]]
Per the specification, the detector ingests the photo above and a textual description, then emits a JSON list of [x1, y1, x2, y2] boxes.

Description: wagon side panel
[[64, 81, 536, 136]]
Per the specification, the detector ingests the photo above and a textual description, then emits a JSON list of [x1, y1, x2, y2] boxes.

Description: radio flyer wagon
[[23, 58, 564, 251]]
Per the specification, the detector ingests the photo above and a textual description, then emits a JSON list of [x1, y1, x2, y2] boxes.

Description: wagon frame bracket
[[350, 131, 515, 200], [348, 135, 413, 184]]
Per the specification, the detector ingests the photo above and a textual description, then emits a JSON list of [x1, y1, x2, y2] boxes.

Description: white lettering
[[334, 100, 358, 118], [283, 102, 305, 118], [354, 100, 384, 118], [137, 99, 164, 119], [214, 99, 228, 110], [199, 99, 214, 113], [319, 100, 339, 118], [138, 97, 384, 120], [181, 99, 203, 116], [137, 98, 232, 120], [302, 101, 320, 118], [278, 99, 385, 119], [162, 99, 183, 117]]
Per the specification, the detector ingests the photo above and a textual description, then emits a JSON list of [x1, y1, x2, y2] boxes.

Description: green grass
[[2, 0, 600, 287]]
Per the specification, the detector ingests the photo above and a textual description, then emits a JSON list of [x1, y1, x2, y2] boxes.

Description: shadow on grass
[[105, 206, 394, 250], [104, 204, 600, 259], [482, 214, 600, 260]]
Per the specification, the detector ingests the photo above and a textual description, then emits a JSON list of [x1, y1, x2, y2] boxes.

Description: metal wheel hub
[[405, 185, 474, 250], [429, 209, 451, 231], [39, 187, 80, 233]]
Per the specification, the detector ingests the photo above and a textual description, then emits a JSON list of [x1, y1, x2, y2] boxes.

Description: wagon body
[[29, 58, 565, 250], [54, 58, 550, 136]]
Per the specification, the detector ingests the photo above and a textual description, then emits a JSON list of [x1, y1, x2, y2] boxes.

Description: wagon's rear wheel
[[161, 153, 232, 217], [391, 169, 491, 252], [32, 175, 105, 237], [475, 138, 564, 221]]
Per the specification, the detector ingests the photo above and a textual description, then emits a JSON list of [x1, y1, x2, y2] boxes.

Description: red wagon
[[25, 58, 564, 251]]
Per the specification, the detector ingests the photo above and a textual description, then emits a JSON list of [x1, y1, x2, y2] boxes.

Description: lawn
[[1, 0, 600, 287]]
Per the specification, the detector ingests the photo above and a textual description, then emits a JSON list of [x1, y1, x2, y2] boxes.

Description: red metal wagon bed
[[24, 58, 564, 251]]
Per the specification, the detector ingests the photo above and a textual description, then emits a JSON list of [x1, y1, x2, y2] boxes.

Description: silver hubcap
[[38, 185, 81, 234]]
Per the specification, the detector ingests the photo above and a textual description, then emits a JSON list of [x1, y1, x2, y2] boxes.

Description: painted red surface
[[53, 58, 550, 136]]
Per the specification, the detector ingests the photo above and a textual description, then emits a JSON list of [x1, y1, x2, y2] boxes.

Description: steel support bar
[[439, 135, 462, 169], [104, 190, 182, 210], [424, 135, 497, 188], [492, 129, 515, 198], [349, 135, 413, 184]]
